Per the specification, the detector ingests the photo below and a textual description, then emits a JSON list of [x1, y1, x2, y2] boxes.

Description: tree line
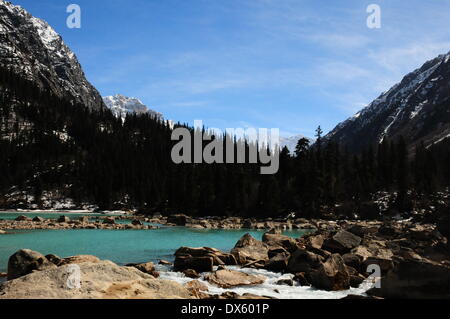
[[0, 66, 449, 218]]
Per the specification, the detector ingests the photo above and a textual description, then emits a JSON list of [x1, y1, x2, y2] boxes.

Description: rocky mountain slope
[[0, 0, 104, 110], [325, 51, 450, 153], [103, 94, 162, 121]]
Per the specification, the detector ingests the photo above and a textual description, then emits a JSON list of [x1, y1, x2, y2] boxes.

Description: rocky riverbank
[[1, 215, 450, 299], [170, 218, 450, 298], [0, 215, 161, 231]]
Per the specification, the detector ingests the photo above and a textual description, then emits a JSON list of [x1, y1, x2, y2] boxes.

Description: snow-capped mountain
[[280, 135, 314, 154], [103, 94, 163, 121], [325, 51, 450, 152], [0, 0, 104, 110]]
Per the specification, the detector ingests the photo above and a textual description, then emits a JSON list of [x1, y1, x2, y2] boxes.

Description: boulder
[[79, 216, 90, 223], [59, 255, 101, 265], [57, 216, 70, 223], [293, 272, 310, 286], [126, 262, 158, 277], [349, 275, 365, 288], [167, 214, 189, 226], [185, 280, 209, 298], [131, 219, 143, 226], [363, 256, 394, 272], [7, 249, 57, 280], [367, 258, 450, 299], [307, 254, 350, 291], [102, 217, 115, 224], [204, 269, 265, 288], [0, 260, 191, 299], [304, 234, 324, 250], [265, 253, 289, 272], [175, 247, 237, 266], [322, 230, 362, 254], [276, 278, 294, 286], [0, 230, 6, 234], [159, 260, 172, 266], [230, 233, 269, 264], [15, 215, 31, 222], [262, 232, 298, 252], [185, 279, 208, 292], [183, 269, 200, 279], [32, 216, 45, 222], [287, 248, 323, 273], [342, 253, 363, 272], [45, 254, 63, 266], [174, 256, 214, 273]]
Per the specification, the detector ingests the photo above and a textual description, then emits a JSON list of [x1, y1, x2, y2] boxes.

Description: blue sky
[[12, 0, 450, 137]]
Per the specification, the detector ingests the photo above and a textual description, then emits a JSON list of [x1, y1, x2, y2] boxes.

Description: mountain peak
[[0, 0, 104, 109], [325, 51, 450, 152], [103, 95, 163, 121]]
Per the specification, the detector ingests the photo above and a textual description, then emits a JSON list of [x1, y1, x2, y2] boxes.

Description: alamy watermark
[[66, 4, 81, 29], [367, 264, 381, 288], [171, 120, 280, 175], [65, 264, 81, 289], [367, 4, 381, 29]]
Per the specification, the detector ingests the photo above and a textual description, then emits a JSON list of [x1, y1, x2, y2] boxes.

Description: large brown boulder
[[7, 249, 56, 280], [262, 232, 298, 252], [307, 254, 350, 291], [265, 253, 289, 272], [204, 269, 265, 288], [174, 256, 214, 273], [175, 247, 237, 265], [57, 216, 70, 223], [126, 262, 159, 277], [367, 257, 450, 299], [32, 216, 45, 222], [230, 233, 269, 264], [0, 260, 191, 299], [287, 248, 323, 273], [322, 230, 362, 254]]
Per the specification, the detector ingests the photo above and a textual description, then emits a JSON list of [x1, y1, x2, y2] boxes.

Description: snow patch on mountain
[[325, 50, 450, 151], [103, 94, 163, 122], [0, 0, 104, 109]]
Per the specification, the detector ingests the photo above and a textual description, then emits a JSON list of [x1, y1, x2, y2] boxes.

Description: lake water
[[0, 212, 371, 298]]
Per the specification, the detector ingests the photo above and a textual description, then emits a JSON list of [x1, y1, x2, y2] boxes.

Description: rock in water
[[7, 249, 56, 280], [205, 269, 265, 288], [174, 256, 214, 273], [102, 217, 115, 224], [167, 214, 190, 226], [286, 249, 323, 273], [307, 254, 350, 291], [57, 216, 70, 223], [15, 215, 31, 221], [231, 233, 269, 264], [262, 232, 298, 252], [126, 262, 159, 277]]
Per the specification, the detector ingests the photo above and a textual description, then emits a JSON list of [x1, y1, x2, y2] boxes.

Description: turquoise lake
[[0, 213, 308, 273]]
